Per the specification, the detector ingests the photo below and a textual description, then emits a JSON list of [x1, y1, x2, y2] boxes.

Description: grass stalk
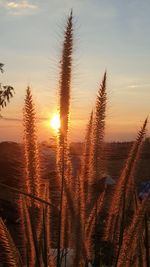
[[56, 10, 73, 267]]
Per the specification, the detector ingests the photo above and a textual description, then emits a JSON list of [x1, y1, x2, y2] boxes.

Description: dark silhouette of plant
[[0, 63, 4, 73], [0, 63, 14, 110]]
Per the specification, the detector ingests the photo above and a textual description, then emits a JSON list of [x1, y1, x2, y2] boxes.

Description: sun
[[50, 113, 61, 131]]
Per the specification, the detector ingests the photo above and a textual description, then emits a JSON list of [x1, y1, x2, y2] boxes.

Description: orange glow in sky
[[0, 1, 150, 142]]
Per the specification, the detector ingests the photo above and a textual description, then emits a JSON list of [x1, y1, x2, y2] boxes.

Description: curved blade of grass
[[0, 218, 23, 267]]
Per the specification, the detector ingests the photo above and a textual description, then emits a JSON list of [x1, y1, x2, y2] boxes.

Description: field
[[0, 139, 150, 266]]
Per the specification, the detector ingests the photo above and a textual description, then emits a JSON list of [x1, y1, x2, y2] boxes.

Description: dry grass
[[0, 12, 150, 267]]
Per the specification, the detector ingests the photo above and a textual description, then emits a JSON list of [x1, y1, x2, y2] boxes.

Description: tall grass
[[104, 117, 148, 265], [0, 12, 150, 267], [117, 194, 150, 267], [0, 218, 22, 267], [92, 72, 107, 190], [23, 86, 41, 199], [56, 10, 73, 267], [22, 87, 43, 265], [90, 72, 107, 265], [81, 110, 93, 223]]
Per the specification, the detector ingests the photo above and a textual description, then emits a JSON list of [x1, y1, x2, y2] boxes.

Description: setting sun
[[50, 113, 61, 131]]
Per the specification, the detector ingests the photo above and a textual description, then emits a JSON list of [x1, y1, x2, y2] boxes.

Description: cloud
[[127, 83, 150, 89], [7, 0, 37, 9], [0, 116, 48, 122], [0, 116, 21, 122], [0, 0, 38, 15]]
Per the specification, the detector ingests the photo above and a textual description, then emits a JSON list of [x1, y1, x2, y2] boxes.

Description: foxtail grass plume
[[23, 87, 41, 199], [76, 111, 94, 261], [89, 72, 107, 209], [59, 10, 73, 140], [80, 110, 93, 224], [56, 10, 73, 267], [104, 118, 148, 261], [117, 193, 150, 267], [92, 72, 107, 184], [23, 87, 42, 245], [125, 117, 148, 212], [89, 72, 107, 264], [0, 218, 22, 267]]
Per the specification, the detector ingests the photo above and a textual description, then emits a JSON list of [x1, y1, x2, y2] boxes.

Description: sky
[[0, 0, 150, 142]]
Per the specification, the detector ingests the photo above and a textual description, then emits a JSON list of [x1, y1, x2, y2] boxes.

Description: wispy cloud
[[127, 83, 150, 89], [0, 116, 48, 122], [0, 0, 38, 15], [7, 1, 37, 9], [0, 116, 21, 122]]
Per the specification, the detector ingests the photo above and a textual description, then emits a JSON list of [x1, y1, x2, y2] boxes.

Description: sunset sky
[[0, 0, 150, 142]]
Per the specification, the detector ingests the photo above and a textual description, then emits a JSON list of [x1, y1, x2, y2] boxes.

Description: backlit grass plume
[[23, 87, 42, 247], [81, 111, 93, 219], [117, 193, 150, 267], [89, 72, 107, 264], [59, 10, 73, 139], [90, 72, 107, 205], [104, 118, 148, 263], [56, 10, 73, 267], [23, 86, 41, 199], [125, 118, 148, 212], [92, 72, 107, 175], [0, 218, 22, 267], [76, 110, 94, 256], [78, 111, 94, 261]]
